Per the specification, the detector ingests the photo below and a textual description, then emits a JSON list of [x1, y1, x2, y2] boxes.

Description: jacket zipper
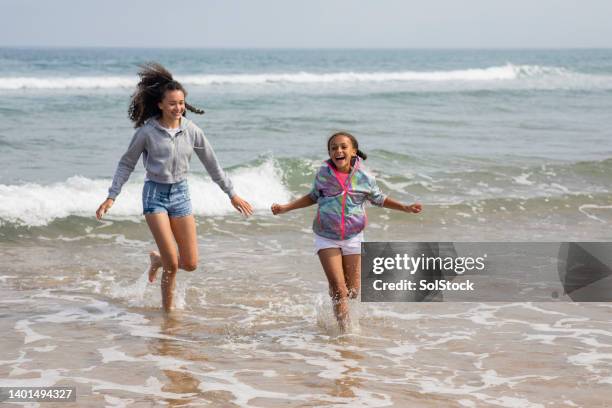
[[340, 191, 347, 240], [326, 160, 359, 240], [171, 130, 181, 176]]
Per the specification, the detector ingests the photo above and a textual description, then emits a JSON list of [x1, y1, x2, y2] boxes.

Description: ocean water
[[1, 48, 612, 406]]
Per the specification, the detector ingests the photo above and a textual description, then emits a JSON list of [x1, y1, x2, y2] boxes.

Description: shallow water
[[2, 220, 612, 406], [1, 48, 612, 406]]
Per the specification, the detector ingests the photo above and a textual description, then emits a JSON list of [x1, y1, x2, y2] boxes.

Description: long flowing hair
[[128, 62, 204, 128]]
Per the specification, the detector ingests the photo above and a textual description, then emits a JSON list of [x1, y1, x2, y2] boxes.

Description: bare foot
[[338, 315, 351, 334], [148, 251, 162, 283]]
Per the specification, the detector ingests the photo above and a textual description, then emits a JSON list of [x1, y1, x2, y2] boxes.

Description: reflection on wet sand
[[155, 314, 203, 406]]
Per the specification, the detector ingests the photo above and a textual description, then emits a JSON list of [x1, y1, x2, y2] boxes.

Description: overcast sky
[[2, 0, 611, 48]]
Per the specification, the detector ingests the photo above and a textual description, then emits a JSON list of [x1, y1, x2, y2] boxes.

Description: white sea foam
[[0, 75, 136, 90], [181, 64, 531, 84], [0, 159, 291, 226], [578, 204, 612, 223], [31, 345, 57, 353], [14, 319, 51, 344], [104, 395, 135, 408], [74, 375, 189, 400], [567, 351, 612, 373], [99, 346, 139, 364], [0, 64, 607, 90], [513, 173, 534, 186], [0, 368, 63, 387]]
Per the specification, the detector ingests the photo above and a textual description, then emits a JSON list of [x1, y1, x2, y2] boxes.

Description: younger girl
[[271, 132, 421, 332], [96, 63, 253, 312]]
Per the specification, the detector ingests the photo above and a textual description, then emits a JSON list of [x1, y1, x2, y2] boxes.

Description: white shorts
[[314, 232, 364, 256]]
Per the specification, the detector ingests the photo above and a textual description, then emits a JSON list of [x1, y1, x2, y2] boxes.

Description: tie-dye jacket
[[309, 157, 387, 240]]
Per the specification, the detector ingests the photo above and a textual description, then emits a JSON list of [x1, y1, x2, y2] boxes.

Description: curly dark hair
[[128, 62, 204, 128], [327, 131, 368, 160]]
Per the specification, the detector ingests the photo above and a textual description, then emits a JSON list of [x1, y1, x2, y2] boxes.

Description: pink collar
[[326, 158, 360, 191]]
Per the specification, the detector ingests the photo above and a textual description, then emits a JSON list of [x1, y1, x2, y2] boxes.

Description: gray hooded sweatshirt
[[108, 117, 235, 200]]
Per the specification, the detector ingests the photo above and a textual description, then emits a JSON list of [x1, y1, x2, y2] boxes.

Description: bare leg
[[318, 248, 350, 332], [148, 251, 163, 283], [342, 254, 361, 299], [145, 213, 198, 312], [148, 212, 197, 282], [160, 269, 177, 312], [145, 213, 179, 312], [169, 215, 198, 272]]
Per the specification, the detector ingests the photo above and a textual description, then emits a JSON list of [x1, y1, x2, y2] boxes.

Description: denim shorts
[[142, 180, 192, 217]]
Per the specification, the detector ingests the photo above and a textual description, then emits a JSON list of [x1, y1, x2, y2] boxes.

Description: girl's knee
[[329, 285, 349, 301], [180, 256, 198, 271], [164, 262, 179, 274]]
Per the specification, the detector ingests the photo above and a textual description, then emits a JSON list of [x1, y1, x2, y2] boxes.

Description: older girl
[[96, 63, 252, 312], [272, 132, 421, 332]]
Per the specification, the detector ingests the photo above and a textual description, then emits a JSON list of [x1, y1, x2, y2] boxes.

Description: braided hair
[[128, 62, 204, 128], [327, 131, 368, 161]]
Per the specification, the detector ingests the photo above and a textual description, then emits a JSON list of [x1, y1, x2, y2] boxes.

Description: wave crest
[[0, 160, 291, 227], [0, 64, 590, 90]]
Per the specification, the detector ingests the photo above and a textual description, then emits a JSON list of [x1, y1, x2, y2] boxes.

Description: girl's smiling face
[[158, 89, 186, 124], [329, 135, 357, 173]]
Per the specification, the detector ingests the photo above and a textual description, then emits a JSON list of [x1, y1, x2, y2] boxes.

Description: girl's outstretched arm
[[231, 195, 254, 216], [271, 194, 316, 215], [96, 198, 114, 220], [382, 197, 422, 213]]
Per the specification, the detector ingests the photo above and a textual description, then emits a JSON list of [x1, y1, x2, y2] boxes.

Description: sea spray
[[315, 294, 363, 336], [108, 269, 157, 308]]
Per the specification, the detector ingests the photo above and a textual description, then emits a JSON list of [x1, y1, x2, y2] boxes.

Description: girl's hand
[[231, 195, 254, 217], [96, 198, 114, 220], [406, 203, 422, 213], [271, 203, 287, 215]]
